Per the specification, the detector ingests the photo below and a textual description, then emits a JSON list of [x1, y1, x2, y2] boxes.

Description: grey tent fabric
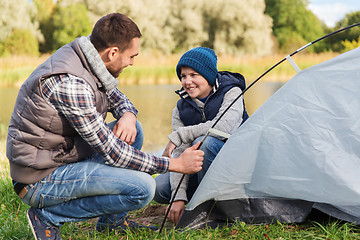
[[177, 47, 360, 229]]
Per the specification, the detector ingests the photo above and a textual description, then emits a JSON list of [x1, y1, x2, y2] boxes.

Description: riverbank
[[0, 52, 338, 88]]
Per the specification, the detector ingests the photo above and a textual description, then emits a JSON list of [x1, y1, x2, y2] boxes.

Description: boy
[[154, 47, 249, 224]]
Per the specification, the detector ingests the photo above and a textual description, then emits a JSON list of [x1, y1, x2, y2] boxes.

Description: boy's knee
[[201, 136, 224, 151], [152, 190, 167, 204], [142, 174, 156, 199], [153, 173, 171, 204]]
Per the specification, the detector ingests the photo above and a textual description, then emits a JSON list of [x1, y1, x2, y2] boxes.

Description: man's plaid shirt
[[41, 74, 169, 175]]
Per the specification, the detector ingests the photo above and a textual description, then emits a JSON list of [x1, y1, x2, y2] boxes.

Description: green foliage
[[2, 29, 39, 56], [275, 29, 308, 53], [0, 0, 43, 42], [265, 0, 325, 53], [341, 37, 360, 53], [33, 0, 56, 53], [0, 43, 4, 57], [336, 11, 360, 36], [46, 3, 92, 51], [0, 0, 43, 56], [33, 0, 55, 22], [325, 11, 360, 52]]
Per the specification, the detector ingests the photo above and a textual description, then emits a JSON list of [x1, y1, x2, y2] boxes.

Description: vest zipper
[[201, 91, 215, 122]]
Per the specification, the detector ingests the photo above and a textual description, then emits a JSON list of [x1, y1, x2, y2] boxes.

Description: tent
[[176, 47, 360, 230]]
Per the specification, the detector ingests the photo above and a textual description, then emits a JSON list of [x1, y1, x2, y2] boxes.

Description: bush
[[1, 29, 39, 56], [341, 37, 360, 53], [275, 30, 308, 53], [47, 3, 92, 51]]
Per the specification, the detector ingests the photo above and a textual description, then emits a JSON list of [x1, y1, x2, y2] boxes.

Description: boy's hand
[[162, 141, 176, 157], [166, 201, 185, 224]]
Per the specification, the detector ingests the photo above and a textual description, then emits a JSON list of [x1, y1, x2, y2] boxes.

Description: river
[[0, 82, 282, 153]]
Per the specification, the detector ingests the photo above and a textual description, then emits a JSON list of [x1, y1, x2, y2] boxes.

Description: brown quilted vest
[[7, 38, 108, 184]]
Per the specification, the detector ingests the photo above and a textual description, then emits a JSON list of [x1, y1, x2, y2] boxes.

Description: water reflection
[[0, 88, 18, 126], [0, 82, 283, 152]]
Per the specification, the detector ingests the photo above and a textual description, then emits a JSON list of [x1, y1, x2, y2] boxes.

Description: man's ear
[[107, 47, 119, 61]]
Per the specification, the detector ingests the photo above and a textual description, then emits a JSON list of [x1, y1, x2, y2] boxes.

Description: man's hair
[[90, 13, 142, 52]]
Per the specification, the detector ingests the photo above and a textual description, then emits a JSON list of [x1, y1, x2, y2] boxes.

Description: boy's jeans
[[20, 121, 155, 227], [153, 136, 225, 204]]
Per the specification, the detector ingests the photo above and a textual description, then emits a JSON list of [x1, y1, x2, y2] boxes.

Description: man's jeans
[[153, 136, 224, 204], [20, 121, 155, 227]]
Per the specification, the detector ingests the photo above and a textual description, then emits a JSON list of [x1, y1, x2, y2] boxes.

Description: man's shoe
[[27, 207, 61, 240], [96, 215, 158, 233]]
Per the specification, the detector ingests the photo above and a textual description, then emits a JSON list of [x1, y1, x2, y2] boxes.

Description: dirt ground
[[85, 203, 174, 231], [129, 204, 175, 230]]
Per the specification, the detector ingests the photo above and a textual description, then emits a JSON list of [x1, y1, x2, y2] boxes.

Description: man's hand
[[162, 141, 176, 157], [169, 141, 204, 174], [113, 112, 137, 145], [166, 201, 185, 224]]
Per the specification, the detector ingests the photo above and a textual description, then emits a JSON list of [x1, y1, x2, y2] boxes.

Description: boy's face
[[180, 67, 212, 99]]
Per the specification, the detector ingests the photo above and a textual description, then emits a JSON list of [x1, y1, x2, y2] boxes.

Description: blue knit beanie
[[176, 47, 218, 86]]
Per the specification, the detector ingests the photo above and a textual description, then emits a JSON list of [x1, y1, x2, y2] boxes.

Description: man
[[7, 13, 203, 240]]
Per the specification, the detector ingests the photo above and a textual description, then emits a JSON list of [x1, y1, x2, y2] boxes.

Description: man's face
[[106, 37, 140, 78]]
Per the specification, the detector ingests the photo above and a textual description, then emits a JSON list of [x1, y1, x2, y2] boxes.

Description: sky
[[308, 0, 360, 27]]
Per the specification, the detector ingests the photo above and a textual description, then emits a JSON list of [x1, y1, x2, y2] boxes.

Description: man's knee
[[138, 173, 156, 200]]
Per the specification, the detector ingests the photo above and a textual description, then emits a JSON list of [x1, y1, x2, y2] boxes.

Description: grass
[[0, 55, 49, 88]]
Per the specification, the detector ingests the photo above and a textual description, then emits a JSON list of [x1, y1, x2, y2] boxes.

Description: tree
[[265, 0, 325, 53], [47, 3, 92, 51], [33, 0, 56, 52], [64, 0, 273, 55], [336, 11, 360, 38], [341, 37, 360, 53], [169, 0, 273, 55], [327, 11, 360, 52], [2, 0, 273, 56], [201, 0, 273, 55], [3, 29, 39, 56], [60, 0, 176, 54], [168, 0, 208, 53], [0, 0, 42, 56], [119, 0, 175, 54]]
